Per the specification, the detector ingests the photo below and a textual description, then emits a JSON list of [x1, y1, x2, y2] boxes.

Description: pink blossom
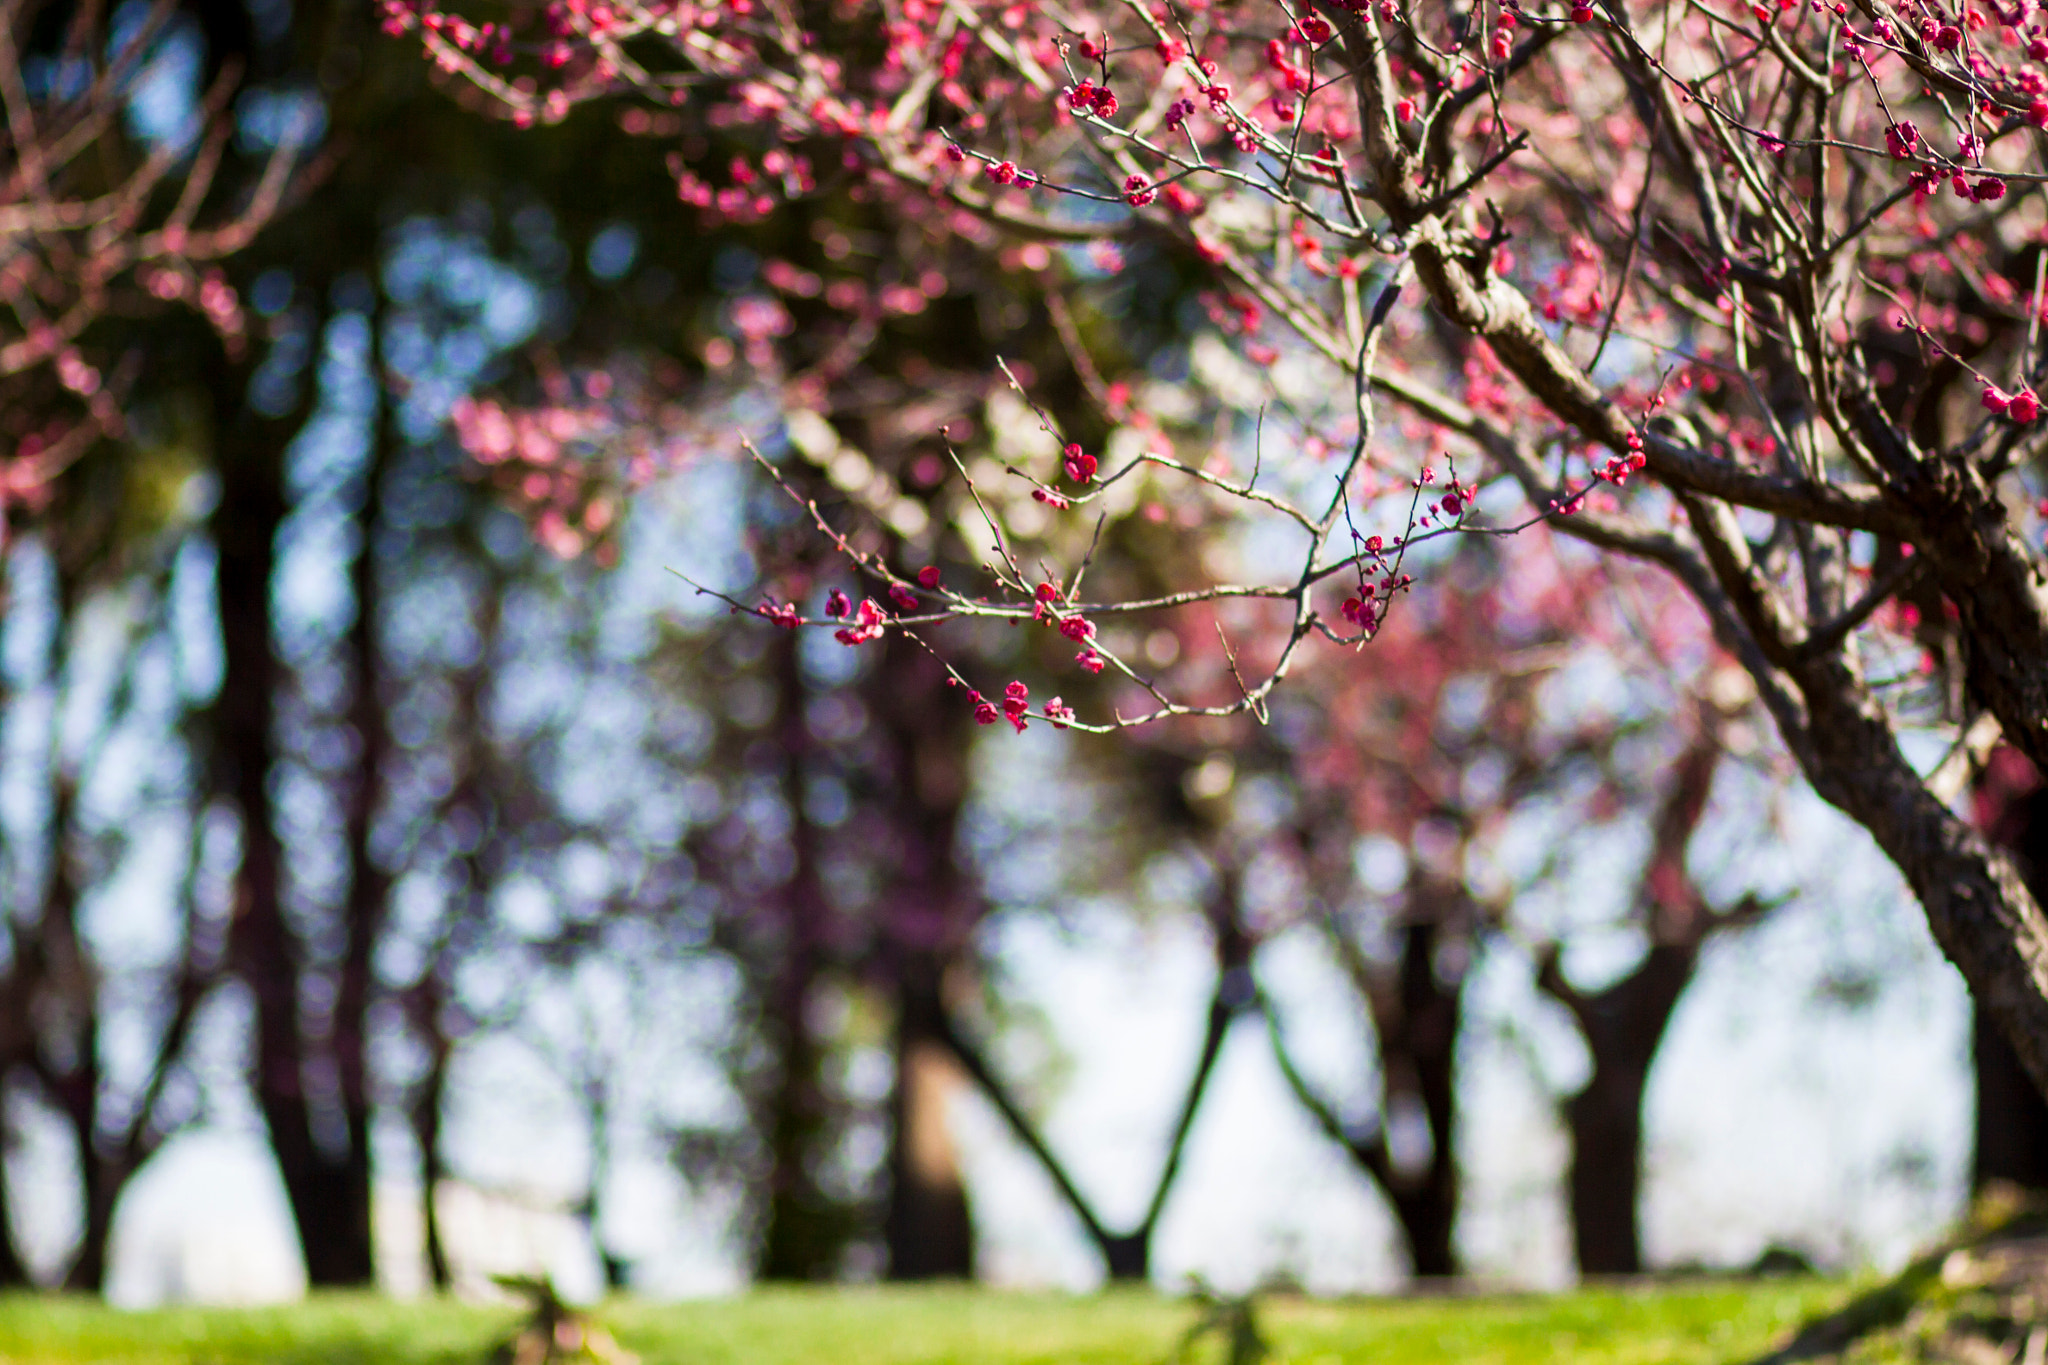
[[833, 597, 888, 645]]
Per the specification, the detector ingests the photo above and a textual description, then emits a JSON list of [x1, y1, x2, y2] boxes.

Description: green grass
[[0, 1280, 1851, 1365]]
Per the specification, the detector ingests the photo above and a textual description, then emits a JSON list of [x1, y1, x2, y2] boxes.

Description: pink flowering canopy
[[394, 0, 2048, 1085], [3, 6, 305, 535]]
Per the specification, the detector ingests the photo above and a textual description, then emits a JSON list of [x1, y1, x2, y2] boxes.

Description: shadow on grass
[[1740, 1186, 2048, 1365]]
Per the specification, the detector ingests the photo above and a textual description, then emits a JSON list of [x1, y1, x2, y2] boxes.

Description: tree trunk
[[50, 1008, 113, 1293], [1544, 943, 1699, 1277], [0, 1106, 29, 1289], [754, 631, 845, 1282], [61, 1149, 126, 1295], [410, 980, 453, 1292], [1388, 1188, 1458, 1281], [212, 339, 375, 1288], [1378, 918, 1463, 1280], [887, 977, 974, 1280], [1976, 784, 2048, 1192], [754, 953, 836, 1280], [1355, 914, 1463, 1280], [1564, 1080, 1646, 1285], [308, 311, 400, 1288], [1271, 899, 1465, 1281], [874, 647, 977, 1282], [1974, 1002, 2048, 1192], [1564, 1081, 1648, 1277]]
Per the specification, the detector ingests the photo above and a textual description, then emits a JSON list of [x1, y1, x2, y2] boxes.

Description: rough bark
[[1976, 785, 2048, 1192], [1974, 1002, 2048, 1193]]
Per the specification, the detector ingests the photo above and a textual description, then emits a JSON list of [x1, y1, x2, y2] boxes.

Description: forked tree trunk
[[1551, 945, 1699, 1277], [1272, 898, 1465, 1281]]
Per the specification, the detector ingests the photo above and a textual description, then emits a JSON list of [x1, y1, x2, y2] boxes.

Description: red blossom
[[833, 597, 888, 645]]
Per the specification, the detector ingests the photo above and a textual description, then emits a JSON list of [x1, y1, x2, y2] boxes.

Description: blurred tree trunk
[[29, 769, 118, 1295], [1976, 783, 2048, 1193], [572, 1081, 629, 1290], [887, 974, 974, 1280], [939, 861, 1251, 1284], [875, 648, 975, 1281], [1378, 916, 1463, 1280], [17, 563, 215, 1294], [1536, 730, 1745, 1279], [754, 631, 845, 1281], [212, 325, 375, 1287], [322, 310, 399, 1285], [1271, 881, 1466, 1281], [49, 997, 126, 1294], [1541, 944, 1698, 1276], [410, 979, 454, 1292], [0, 1130, 27, 1288], [0, 931, 29, 1286]]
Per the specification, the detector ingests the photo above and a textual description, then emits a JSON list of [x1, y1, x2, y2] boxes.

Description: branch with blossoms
[[395, 0, 2048, 1095], [2, 0, 313, 540]]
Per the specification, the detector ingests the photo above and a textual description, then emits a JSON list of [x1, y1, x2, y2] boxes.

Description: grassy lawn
[[0, 1279, 1850, 1365]]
